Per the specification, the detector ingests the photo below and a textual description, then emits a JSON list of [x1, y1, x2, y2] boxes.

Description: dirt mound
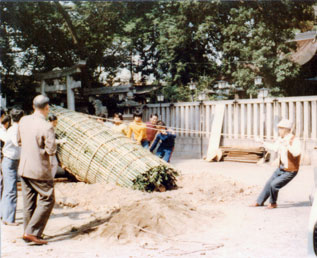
[[93, 196, 216, 243], [54, 171, 257, 243]]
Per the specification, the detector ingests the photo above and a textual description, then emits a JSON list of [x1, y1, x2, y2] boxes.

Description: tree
[[0, 1, 315, 104], [218, 1, 315, 96]]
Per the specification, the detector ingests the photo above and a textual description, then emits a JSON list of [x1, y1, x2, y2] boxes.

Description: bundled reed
[[50, 106, 178, 191]]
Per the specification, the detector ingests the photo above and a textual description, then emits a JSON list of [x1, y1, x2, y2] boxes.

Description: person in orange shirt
[[146, 113, 158, 144], [127, 111, 149, 148]]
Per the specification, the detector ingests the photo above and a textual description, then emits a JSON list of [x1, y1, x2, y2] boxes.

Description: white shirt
[[2, 122, 21, 160], [0, 124, 6, 142], [264, 133, 301, 169]]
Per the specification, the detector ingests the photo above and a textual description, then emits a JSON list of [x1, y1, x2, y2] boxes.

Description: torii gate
[[35, 61, 86, 110]]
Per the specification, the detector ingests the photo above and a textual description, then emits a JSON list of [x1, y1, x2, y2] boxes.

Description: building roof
[[290, 31, 317, 65], [290, 31, 316, 42]]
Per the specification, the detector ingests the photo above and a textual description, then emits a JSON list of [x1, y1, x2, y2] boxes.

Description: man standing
[[1, 108, 24, 226], [18, 95, 56, 245], [0, 108, 8, 204], [146, 114, 158, 144], [251, 119, 301, 209]]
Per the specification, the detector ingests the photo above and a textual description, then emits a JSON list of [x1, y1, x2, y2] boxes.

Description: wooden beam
[[206, 104, 225, 162], [35, 62, 85, 80], [36, 81, 81, 93]]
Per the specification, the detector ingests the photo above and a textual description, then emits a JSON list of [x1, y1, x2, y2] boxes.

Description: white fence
[[144, 96, 317, 141]]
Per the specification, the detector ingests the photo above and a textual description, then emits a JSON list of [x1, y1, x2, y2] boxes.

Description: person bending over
[[150, 121, 176, 163]]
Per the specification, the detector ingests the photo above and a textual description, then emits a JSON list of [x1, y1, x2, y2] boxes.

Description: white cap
[[277, 119, 293, 129]]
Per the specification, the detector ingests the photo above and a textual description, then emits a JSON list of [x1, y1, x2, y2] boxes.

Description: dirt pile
[[93, 196, 218, 243], [54, 171, 258, 242]]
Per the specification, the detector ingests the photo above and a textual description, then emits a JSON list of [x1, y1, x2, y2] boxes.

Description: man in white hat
[[251, 118, 301, 209]]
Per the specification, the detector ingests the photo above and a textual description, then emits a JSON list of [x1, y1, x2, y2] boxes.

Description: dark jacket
[[150, 131, 176, 152]]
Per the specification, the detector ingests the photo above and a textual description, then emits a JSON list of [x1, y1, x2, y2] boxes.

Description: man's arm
[[0, 129, 7, 142], [12, 126, 19, 147], [263, 140, 280, 152], [288, 137, 301, 157], [150, 134, 160, 152], [127, 123, 133, 139], [45, 126, 57, 156], [136, 125, 146, 144]]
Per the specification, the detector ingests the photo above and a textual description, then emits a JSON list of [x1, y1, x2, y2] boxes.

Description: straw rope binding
[[51, 106, 179, 192]]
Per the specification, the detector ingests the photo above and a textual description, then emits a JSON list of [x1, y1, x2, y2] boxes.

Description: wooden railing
[[143, 96, 317, 141]]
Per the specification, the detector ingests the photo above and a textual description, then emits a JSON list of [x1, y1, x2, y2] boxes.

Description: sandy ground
[[1, 159, 314, 258]]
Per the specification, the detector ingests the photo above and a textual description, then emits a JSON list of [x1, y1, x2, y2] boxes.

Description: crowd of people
[[97, 111, 177, 163], [0, 95, 56, 244], [0, 95, 177, 245], [0, 94, 302, 246]]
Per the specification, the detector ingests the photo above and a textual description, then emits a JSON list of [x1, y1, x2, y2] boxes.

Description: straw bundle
[[50, 106, 178, 191]]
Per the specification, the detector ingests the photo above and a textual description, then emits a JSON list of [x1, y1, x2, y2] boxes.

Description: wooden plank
[[240, 104, 246, 139], [170, 105, 175, 129], [273, 101, 280, 139], [162, 106, 166, 124], [175, 106, 180, 136], [312, 101, 317, 139], [196, 105, 200, 137], [247, 103, 252, 138], [191, 105, 195, 137], [181, 105, 185, 137], [188, 105, 192, 137], [266, 102, 272, 140], [223, 104, 228, 139], [206, 104, 225, 161], [228, 104, 233, 139], [35, 64, 84, 80], [289, 102, 295, 126], [166, 106, 170, 127], [206, 104, 211, 137], [185, 105, 189, 137], [223, 158, 259, 164], [303, 101, 310, 139], [260, 103, 265, 140], [253, 103, 258, 140], [295, 102, 303, 137], [233, 104, 239, 139], [281, 102, 288, 119], [201, 104, 206, 137]]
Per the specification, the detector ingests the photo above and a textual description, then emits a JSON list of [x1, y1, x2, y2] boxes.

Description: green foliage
[[0, 1, 316, 101], [132, 165, 179, 192], [218, 2, 315, 95]]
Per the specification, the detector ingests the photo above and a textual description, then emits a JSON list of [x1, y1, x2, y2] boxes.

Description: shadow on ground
[[44, 208, 120, 242], [278, 201, 311, 208]]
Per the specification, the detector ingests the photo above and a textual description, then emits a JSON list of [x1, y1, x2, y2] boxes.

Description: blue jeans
[[156, 147, 173, 163], [257, 167, 297, 205], [1, 157, 19, 223], [141, 140, 150, 149]]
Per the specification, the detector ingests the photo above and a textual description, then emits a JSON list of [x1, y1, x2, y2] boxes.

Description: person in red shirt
[[146, 113, 158, 144]]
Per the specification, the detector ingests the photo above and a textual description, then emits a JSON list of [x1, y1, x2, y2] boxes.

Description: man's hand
[[167, 128, 175, 134]]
